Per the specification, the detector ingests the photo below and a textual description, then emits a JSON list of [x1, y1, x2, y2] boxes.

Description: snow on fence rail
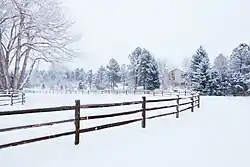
[[0, 95, 200, 150], [0, 91, 26, 106]]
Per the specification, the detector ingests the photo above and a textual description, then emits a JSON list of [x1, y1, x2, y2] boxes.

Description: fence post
[[185, 90, 187, 96], [176, 95, 180, 118], [126, 90, 128, 95], [10, 93, 13, 106], [142, 96, 146, 128], [162, 90, 164, 96], [22, 93, 24, 105], [75, 100, 80, 145], [153, 91, 155, 96], [191, 96, 194, 112], [198, 95, 200, 108]]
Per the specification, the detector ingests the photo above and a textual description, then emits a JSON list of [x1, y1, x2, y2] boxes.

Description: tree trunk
[[13, 14, 24, 90], [17, 48, 31, 89], [19, 60, 36, 89]]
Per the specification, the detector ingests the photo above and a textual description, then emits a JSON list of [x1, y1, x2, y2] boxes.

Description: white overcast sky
[[50, 0, 250, 71]]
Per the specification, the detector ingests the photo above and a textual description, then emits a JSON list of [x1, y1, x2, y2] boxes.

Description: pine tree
[[213, 53, 230, 96], [120, 64, 128, 90], [188, 46, 211, 95], [78, 81, 84, 89], [106, 58, 120, 89], [86, 69, 93, 90], [138, 49, 160, 90], [229, 43, 250, 95], [128, 47, 142, 90], [94, 66, 108, 90]]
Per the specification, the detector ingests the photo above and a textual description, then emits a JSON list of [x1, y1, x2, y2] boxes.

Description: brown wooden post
[[153, 91, 155, 96], [126, 90, 128, 95], [185, 90, 187, 96], [162, 90, 164, 96], [10, 93, 13, 106], [191, 96, 194, 112], [75, 100, 80, 145], [142, 96, 146, 128], [198, 95, 200, 108], [22, 93, 24, 105], [176, 95, 180, 118]]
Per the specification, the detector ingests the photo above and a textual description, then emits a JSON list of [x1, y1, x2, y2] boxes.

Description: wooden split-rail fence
[[0, 91, 26, 106], [0, 94, 200, 150]]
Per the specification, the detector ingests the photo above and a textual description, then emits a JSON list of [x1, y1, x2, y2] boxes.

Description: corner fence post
[[142, 96, 146, 128], [10, 93, 13, 106], [176, 95, 180, 118], [191, 96, 194, 112], [75, 100, 80, 145], [198, 95, 200, 108]]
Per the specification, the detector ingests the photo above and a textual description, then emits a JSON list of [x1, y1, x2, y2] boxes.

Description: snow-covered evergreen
[[212, 54, 230, 96], [228, 43, 250, 95], [94, 66, 108, 90], [137, 49, 160, 90], [86, 70, 94, 90], [188, 46, 212, 95], [120, 64, 128, 90], [127, 47, 142, 90], [106, 58, 120, 89]]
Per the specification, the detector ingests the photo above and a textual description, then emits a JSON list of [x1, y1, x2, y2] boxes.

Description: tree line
[[186, 43, 250, 96], [29, 47, 162, 91]]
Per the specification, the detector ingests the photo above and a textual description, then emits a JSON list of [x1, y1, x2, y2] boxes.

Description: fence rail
[[24, 88, 196, 96], [0, 91, 26, 106], [0, 95, 200, 150]]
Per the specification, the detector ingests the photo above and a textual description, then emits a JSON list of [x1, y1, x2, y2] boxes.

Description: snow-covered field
[[0, 94, 250, 167]]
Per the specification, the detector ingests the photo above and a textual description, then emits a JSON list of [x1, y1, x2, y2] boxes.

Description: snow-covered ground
[[0, 94, 250, 167]]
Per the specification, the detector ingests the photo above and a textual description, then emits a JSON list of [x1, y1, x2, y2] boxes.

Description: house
[[163, 69, 186, 89]]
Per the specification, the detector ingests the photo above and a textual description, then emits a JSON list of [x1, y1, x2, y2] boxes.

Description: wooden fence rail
[[24, 88, 196, 97], [0, 95, 200, 150]]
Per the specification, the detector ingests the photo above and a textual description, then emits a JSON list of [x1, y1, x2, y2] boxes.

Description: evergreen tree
[[212, 53, 230, 95], [128, 47, 142, 90], [138, 49, 160, 90], [78, 81, 84, 89], [229, 43, 250, 95], [94, 66, 108, 90], [188, 46, 211, 95], [106, 58, 120, 89], [120, 64, 128, 90], [86, 69, 93, 90]]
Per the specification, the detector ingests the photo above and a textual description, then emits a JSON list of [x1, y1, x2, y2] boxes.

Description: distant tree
[[86, 70, 93, 90], [157, 58, 168, 89], [138, 49, 160, 90], [78, 81, 84, 89], [127, 47, 142, 90], [106, 58, 120, 89], [42, 83, 45, 89], [94, 66, 108, 90], [120, 64, 128, 90], [212, 53, 230, 95]]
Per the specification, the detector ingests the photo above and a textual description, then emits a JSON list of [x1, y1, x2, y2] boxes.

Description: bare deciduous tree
[[0, 0, 79, 90]]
